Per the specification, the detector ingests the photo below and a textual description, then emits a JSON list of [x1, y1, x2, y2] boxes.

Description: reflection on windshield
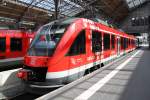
[[28, 23, 68, 56]]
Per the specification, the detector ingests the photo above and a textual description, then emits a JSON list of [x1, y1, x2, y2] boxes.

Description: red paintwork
[[24, 18, 136, 73], [17, 69, 28, 80], [24, 56, 49, 67], [17, 70, 26, 78], [0, 30, 35, 59]]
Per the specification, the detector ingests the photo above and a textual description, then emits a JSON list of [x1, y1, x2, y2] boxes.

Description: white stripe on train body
[[46, 54, 118, 79], [46, 47, 136, 79]]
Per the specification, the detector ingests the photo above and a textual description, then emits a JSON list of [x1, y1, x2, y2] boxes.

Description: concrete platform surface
[[0, 68, 25, 99], [37, 49, 150, 100], [37, 48, 150, 100]]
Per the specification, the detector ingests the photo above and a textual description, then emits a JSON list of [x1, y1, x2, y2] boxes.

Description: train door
[[91, 30, 102, 70], [117, 37, 120, 56], [0, 37, 6, 59], [66, 30, 86, 82]]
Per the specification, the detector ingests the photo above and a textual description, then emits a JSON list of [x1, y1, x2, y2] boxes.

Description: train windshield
[[28, 22, 69, 56]]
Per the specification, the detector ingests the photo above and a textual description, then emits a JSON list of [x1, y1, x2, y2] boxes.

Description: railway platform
[[37, 47, 150, 100]]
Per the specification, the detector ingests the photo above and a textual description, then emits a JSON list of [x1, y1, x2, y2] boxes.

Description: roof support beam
[[54, 0, 59, 20], [17, 0, 35, 23]]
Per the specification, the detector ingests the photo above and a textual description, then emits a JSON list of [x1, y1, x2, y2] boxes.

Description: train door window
[[0, 37, 6, 52], [132, 40, 135, 46], [10, 38, 22, 51], [126, 38, 128, 48], [111, 35, 115, 49], [67, 30, 86, 56], [92, 31, 102, 52], [133, 40, 135, 45], [121, 37, 124, 49], [129, 39, 130, 46], [124, 38, 129, 49], [124, 38, 127, 49], [104, 33, 110, 50], [123, 38, 125, 49]]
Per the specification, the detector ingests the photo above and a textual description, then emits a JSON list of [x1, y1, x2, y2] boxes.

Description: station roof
[[0, 0, 148, 29], [17, 0, 83, 16]]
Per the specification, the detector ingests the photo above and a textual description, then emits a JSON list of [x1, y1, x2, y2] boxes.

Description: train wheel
[[96, 64, 101, 69], [90, 67, 95, 72], [84, 69, 90, 75], [101, 63, 104, 67]]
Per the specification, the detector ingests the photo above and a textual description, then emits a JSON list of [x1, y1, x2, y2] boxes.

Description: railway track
[[11, 93, 42, 100], [0, 64, 23, 72]]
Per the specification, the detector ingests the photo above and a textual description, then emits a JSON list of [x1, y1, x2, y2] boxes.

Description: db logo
[[30, 58, 36, 65]]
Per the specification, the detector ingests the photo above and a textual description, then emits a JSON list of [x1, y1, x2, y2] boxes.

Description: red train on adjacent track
[[0, 30, 34, 59], [17, 18, 136, 88], [0, 30, 35, 69]]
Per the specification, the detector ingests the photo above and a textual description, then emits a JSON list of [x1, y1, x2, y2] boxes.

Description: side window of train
[[104, 33, 110, 50], [124, 38, 127, 49], [0, 37, 6, 52], [127, 39, 129, 48], [124, 38, 126, 48], [124, 38, 128, 49], [92, 31, 102, 52], [111, 35, 115, 49], [67, 30, 86, 56], [10, 38, 22, 51], [121, 37, 124, 49], [132, 40, 135, 45]]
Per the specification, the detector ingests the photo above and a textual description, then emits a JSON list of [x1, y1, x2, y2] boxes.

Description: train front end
[[17, 20, 70, 88]]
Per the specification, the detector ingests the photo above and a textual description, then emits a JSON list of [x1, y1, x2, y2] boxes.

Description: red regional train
[[0, 30, 34, 68], [0, 30, 34, 59], [17, 18, 136, 88]]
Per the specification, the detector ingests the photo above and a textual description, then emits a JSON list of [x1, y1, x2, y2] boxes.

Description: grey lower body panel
[[27, 70, 85, 88], [0, 57, 23, 71]]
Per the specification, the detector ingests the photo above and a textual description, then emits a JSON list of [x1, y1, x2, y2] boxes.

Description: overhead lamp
[[48, 13, 52, 16]]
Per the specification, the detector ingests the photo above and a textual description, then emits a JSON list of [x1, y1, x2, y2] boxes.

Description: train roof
[[45, 17, 80, 26], [44, 18, 135, 39]]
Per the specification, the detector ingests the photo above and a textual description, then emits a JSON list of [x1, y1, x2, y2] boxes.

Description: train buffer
[[36, 47, 150, 100]]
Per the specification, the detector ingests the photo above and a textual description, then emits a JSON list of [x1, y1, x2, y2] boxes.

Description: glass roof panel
[[128, 2, 134, 8], [18, 0, 83, 17], [134, 0, 140, 6], [126, 0, 147, 9]]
